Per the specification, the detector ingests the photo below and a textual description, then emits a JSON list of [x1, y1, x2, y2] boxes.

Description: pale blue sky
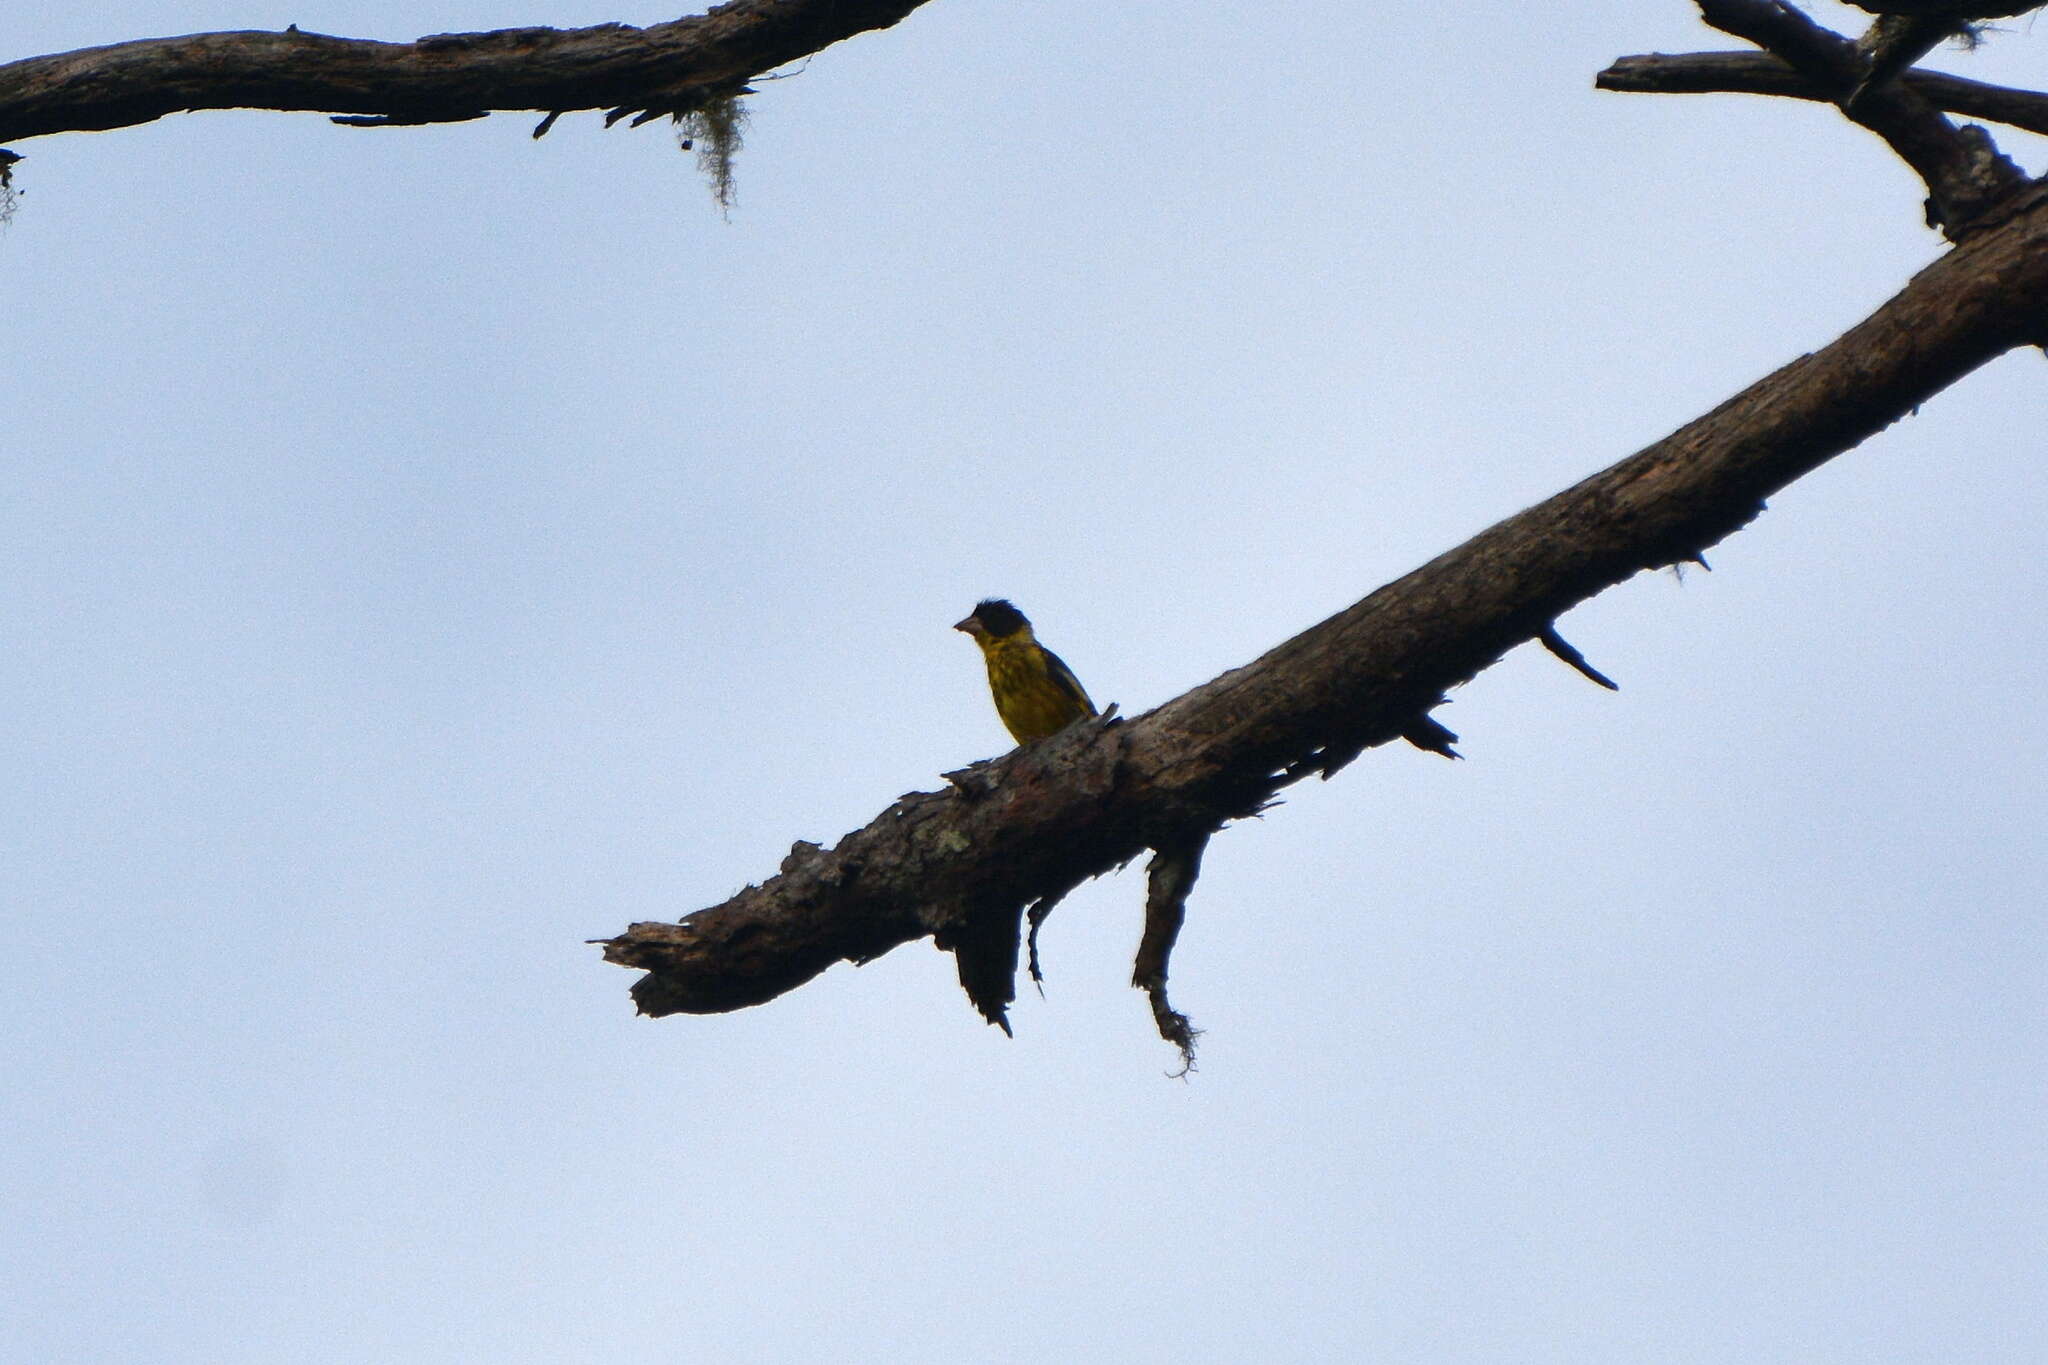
[[5, 4, 2045, 1362]]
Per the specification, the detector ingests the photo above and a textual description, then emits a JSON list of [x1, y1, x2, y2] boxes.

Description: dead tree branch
[[1841, 2, 2042, 15], [1135, 837, 1208, 1075], [603, 192, 2048, 1031], [0, 0, 932, 151], [1538, 626, 1621, 692], [1597, 52, 2048, 137], [1690, 0, 2031, 236]]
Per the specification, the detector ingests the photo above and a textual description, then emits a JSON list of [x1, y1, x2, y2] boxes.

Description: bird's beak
[[953, 615, 983, 636]]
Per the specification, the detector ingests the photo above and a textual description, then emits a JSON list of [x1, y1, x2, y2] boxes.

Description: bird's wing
[[1040, 647, 1097, 716]]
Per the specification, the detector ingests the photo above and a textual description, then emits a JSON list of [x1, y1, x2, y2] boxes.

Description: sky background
[[4, 3, 2044, 1361]]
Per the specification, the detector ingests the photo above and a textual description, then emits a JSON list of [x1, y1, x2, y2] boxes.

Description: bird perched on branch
[[954, 599, 1097, 745]]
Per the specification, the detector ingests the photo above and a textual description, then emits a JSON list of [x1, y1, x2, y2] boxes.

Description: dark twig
[[1852, 15, 1969, 107], [1692, 0, 2029, 236], [1135, 836, 1209, 1077], [1539, 626, 1621, 691], [1598, 52, 2048, 137], [1841, 2, 2041, 15], [1399, 714, 1462, 762], [1841, 5, 2048, 108], [0, 1, 933, 148], [1026, 898, 1054, 991]]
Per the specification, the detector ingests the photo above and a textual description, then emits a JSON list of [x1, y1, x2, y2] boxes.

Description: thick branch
[[0, 0, 932, 146], [1693, 0, 2029, 236], [1599, 51, 2048, 137], [604, 191, 2048, 1021]]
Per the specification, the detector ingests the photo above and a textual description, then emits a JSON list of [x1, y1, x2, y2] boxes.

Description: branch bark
[[1134, 837, 1208, 1075], [1597, 51, 2048, 137], [1841, 2, 2042, 17], [0, 0, 932, 148], [603, 189, 2048, 1028], [1692, 0, 2030, 236], [1837, 5, 2048, 110]]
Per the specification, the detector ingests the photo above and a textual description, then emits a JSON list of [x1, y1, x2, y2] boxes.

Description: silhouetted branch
[[1840, 6, 2047, 107], [0, 0, 931, 150], [1598, 51, 2048, 137], [1842, 2, 2041, 14], [1690, 0, 2030, 235], [1135, 836, 1208, 1076], [1539, 626, 1620, 692], [604, 192, 2048, 1031]]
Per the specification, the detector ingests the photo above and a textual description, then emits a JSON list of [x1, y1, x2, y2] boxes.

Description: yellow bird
[[954, 599, 1097, 744]]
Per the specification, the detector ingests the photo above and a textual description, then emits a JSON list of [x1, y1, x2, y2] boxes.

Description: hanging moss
[[677, 95, 748, 216]]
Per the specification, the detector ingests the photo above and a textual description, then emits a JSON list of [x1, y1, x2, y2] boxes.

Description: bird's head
[[954, 598, 1031, 640]]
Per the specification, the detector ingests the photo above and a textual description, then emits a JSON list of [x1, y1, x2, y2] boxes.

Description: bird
[[954, 599, 1097, 745]]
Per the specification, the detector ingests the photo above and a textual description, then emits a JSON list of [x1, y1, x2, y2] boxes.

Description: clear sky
[[4, 3, 2044, 1362]]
